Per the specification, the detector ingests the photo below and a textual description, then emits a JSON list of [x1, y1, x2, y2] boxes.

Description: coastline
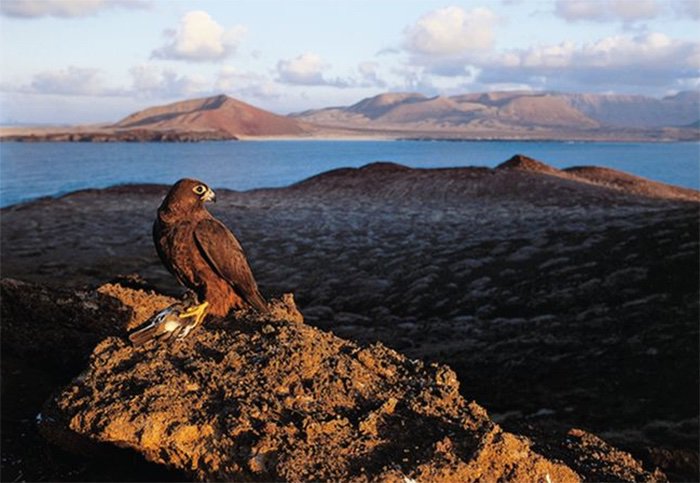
[[2, 124, 698, 143]]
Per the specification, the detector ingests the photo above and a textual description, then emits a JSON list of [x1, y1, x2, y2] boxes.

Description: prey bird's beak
[[202, 188, 216, 203]]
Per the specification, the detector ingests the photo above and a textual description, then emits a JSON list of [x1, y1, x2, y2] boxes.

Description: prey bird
[[130, 178, 268, 345], [128, 301, 200, 346]]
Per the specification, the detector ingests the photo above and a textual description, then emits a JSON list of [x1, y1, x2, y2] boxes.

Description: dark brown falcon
[[153, 178, 268, 323]]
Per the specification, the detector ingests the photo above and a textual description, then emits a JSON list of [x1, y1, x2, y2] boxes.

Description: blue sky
[[1, 0, 698, 124]]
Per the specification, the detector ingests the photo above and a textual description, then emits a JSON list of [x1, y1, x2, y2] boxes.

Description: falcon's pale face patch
[[192, 183, 216, 202]]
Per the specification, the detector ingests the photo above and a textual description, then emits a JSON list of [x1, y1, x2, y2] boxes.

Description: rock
[[496, 154, 562, 174], [0, 278, 186, 482], [0, 278, 129, 369], [25, 283, 665, 482], [562, 429, 667, 482]]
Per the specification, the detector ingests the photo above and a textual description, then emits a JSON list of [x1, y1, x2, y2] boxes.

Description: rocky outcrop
[[1, 280, 664, 481], [290, 158, 700, 204], [496, 154, 562, 174]]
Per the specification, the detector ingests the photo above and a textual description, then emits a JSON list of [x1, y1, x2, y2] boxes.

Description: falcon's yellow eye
[[193, 185, 207, 195]]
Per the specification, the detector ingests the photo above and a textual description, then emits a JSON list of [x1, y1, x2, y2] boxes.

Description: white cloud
[[555, 0, 661, 22], [403, 6, 497, 56], [674, 0, 700, 19], [276, 53, 327, 85], [214, 66, 281, 100], [30, 66, 113, 96], [276, 53, 350, 87], [357, 62, 386, 88], [21, 64, 207, 100], [610, 0, 661, 21], [481, 32, 699, 90], [151, 11, 246, 62], [130, 64, 208, 98], [0, 0, 149, 18], [503, 33, 697, 69]]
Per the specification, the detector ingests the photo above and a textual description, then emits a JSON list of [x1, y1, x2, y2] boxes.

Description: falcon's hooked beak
[[201, 188, 216, 203]]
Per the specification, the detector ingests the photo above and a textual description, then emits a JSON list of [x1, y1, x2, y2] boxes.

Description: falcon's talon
[[179, 301, 209, 326]]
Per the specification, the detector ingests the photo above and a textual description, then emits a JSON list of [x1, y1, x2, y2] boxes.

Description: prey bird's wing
[[194, 218, 268, 312]]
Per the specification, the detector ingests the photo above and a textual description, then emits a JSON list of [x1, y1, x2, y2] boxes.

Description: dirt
[[1, 156, 698, 481]]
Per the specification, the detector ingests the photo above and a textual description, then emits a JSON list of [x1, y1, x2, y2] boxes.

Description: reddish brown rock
[[33, 284, 663, 482]]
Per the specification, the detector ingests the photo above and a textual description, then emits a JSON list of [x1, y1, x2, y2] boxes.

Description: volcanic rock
[[496, 154, 562, 174], [25, 283, 664, 482]]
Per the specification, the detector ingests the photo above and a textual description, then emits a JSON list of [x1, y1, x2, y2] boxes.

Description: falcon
[[150, 178, 268, 328]]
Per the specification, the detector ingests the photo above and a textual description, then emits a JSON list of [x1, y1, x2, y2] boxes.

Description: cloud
[[554, 0, 661, 22], [214, 66, 281, 100], [151, 11, 246, 62], [480, 32, 699, 90], [130, 64, 284, 101], [276, 53, 327, 85], [674, 0, 700, 19], [276, 53, 350, 87], [357, 62, 387, 88], [403, 6, 497, 56], [30, 66, 115, 96], [399, 6, 497, 77], [130, 64, 208, 98], [4, 62, 281, 104], [0, 0, 149, 18], [20, 64, 207, 100]]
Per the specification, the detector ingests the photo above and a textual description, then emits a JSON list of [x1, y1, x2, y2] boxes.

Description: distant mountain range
[[291, 90, 700, 132], [1, 90, 698, 142]]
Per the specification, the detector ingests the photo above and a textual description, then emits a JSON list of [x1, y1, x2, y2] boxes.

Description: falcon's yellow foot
[[179, 300, 209, 327]]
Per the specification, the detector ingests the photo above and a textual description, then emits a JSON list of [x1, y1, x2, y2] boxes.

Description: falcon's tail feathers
[[247, 290, 270, 314]]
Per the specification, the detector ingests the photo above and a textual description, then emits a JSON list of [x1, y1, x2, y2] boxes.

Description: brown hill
[[347, 92, 427, 119], [291, 156, 700, 204], [566, 91, 700, 128], [379, 96, 472, 124], [292, 90, 699, 137], [115, 94, 310, 138], [495, 95, 600, 128]]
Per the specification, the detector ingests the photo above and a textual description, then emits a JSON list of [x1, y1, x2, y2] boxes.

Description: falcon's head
[[160, 178, 216, 213]]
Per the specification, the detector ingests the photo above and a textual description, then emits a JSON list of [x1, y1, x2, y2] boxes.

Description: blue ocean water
[[0, 140, 698, 208]]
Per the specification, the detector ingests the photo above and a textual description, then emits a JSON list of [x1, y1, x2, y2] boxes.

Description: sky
[[0, 0, 698, 124]]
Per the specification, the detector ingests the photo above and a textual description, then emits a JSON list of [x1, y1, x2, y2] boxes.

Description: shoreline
[[3, 157, 700, 210], [2, 125, 698, 143]]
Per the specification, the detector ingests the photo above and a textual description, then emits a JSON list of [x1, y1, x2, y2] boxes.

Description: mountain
[[2, 91, 697, 143], [565, 91, 700, 128], [291, 90, 700, 135], [114, 94, 310, 138]]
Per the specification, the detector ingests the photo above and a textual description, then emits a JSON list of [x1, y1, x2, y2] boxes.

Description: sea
[[0, 140, 698, 208]]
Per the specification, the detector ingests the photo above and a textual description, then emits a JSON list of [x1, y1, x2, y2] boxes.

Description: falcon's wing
[[193, 218, 267, 312], [153, 219, 188, 287]]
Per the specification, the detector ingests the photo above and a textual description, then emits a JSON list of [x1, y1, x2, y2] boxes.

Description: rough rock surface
[[16, 283, 658, 482]]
